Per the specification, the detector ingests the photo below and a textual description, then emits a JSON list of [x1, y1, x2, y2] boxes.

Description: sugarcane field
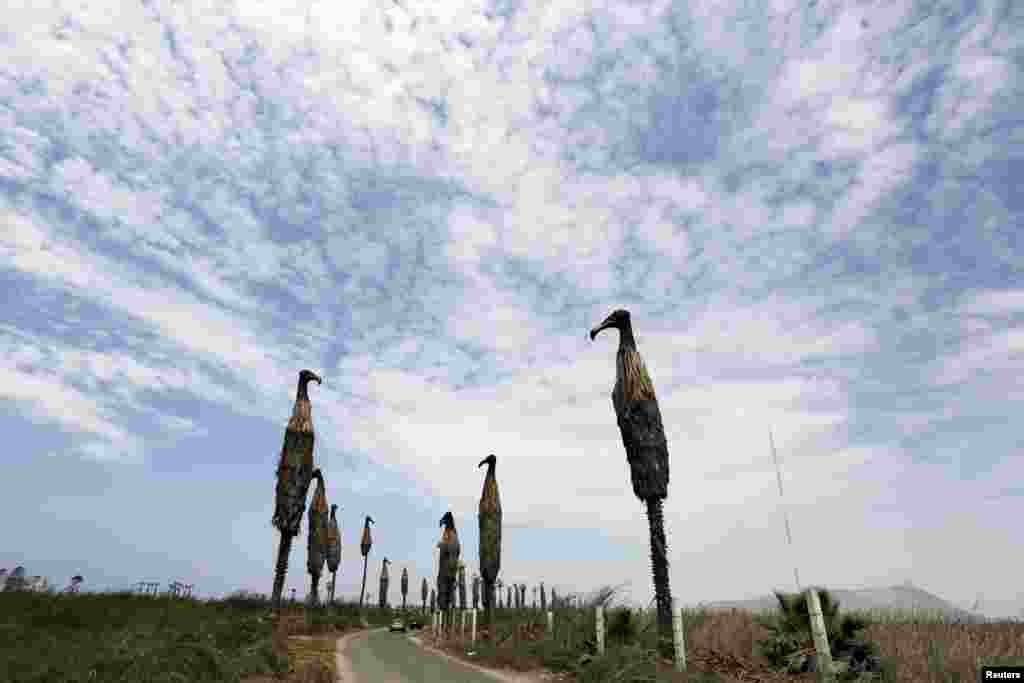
[[2, 0, 1021, 682]]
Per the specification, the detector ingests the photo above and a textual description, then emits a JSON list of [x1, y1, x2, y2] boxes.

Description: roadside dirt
[[406, 633, 572, 683]]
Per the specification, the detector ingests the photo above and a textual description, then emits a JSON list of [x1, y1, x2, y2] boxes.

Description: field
[[3, 587, 1024, 682], [424, 594, 1024, 683], [0, 588, 387, 683]]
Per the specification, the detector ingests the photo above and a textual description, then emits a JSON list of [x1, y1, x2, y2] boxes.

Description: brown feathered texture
[[614, 348, 670, 501], [478, 456, 502, 617], [307, 474, 328, 576], [272, 398, 316, 536], [325, 506, 341, 573], [437, 515, 460, 611], [360, 522, 372, 556], [272, 397, 315, 536]]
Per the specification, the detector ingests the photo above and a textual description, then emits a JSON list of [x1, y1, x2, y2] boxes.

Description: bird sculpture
[[378, 558, 390, 609], [401, 567, 409, 611], [477, 454, 502, 634], [306, 469, 329, 606], [358, 515, 374, 609], [326, 504, 341, 605], [590, 309, 674, 658], [271, 369, 321, 607], [457, 563, 467, 611], [437, 511, 461, 614]]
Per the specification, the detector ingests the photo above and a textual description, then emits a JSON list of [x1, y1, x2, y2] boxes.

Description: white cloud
[[1, 0, 1020, 616]]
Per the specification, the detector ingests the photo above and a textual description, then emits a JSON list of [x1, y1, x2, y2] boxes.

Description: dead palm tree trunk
[[326, 504, 341, 605], [358, 516, 374, 610], [379, 558, 390, 609], [591, 309, 674, 659], [271, 370, 321, 608], [458, 563, 467, 611], [477, 454, 502, 639], [307, 469, 329, 607]]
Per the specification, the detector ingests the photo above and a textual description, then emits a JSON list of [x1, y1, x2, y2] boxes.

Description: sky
[[1, 0, 1021, 617]]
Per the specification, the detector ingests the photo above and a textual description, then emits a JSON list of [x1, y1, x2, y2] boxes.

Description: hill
[[701, 582, 983, 620]]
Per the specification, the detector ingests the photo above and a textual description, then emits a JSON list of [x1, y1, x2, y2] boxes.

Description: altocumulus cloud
[[1, 0, 1022, 616]]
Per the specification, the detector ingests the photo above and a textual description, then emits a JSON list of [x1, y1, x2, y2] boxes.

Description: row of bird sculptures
[[270, 368, 379, 609], [270, 310, 674, 659]]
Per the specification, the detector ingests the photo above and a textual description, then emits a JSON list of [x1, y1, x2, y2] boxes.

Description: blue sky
[[1, 0, 1022, 616]]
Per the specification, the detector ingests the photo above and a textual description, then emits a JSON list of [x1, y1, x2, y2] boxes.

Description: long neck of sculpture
[[617, 321, 637, 351], [297, 376, 311, 401]]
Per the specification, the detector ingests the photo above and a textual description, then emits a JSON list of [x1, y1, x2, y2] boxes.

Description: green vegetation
[[0, 588, 381, 683]]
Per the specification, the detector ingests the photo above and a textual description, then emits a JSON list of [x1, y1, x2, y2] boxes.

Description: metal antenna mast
[[769, 428, 801, 592]]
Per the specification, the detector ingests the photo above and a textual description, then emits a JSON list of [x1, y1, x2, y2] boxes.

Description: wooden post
[[807, 588, 833, 682], [471, 607, 477, 644], [595, 606, 605, 655], [672, 598, 686, 672]]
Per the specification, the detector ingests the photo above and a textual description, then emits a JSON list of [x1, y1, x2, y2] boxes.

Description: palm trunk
[[646, 497, 673, 659], [359, 555, 369, 610], [310, 573, 321, 607], [272, 532, 293, 607], [482, 580, 495, 637]]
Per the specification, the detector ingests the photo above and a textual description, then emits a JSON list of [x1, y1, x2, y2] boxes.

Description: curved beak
[[313, 373, 322, 385], [589, 319, 612, 341]]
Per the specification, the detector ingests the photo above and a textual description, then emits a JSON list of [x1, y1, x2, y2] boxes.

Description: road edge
[[334, 627, 386, 683], [406, 633, 561, 683]]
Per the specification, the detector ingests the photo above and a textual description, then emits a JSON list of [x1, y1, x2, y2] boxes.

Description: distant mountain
[[701, 583, 984, 620]]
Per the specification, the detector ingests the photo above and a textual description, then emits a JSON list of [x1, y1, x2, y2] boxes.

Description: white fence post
[[595, 606, 605, 655], [471, 607, 477, 645], [672, 598, 686, 671], [807, 588, 834, 682]]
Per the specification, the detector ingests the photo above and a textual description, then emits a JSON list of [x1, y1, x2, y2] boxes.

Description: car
[[389, 619, 406, 632]]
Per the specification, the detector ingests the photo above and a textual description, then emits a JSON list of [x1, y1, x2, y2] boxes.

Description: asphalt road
[[336, 627, 514, 683]]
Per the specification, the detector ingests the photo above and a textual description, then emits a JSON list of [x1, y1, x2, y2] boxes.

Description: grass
[[6, 585, 1023, 682], [423, 586, 1024, 683], [0, 587, 394, 683]]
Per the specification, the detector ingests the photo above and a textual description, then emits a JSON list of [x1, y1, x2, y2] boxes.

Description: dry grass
[[415, 602, 1024, 682], [862, 620, 1024, 682]]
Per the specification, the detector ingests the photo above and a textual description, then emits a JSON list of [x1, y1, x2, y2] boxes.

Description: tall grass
[[428, 585, 1024, 683], [0, 587, 386, 683]]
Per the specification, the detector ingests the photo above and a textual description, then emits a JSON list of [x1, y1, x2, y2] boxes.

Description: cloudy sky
[[2, 0, 1021, 616]]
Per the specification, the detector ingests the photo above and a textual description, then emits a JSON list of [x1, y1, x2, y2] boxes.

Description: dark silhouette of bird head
[[589, 309, 631, 340], [296, 370, 322, 401], [364, 515, 374, 527], [440, 511, 456, 529], [478, 454, 497, 469], [312, 468, 324, 483], [329, 504, 339, 519], [383, 557, 390, 565], [299, 369, 322, 386]]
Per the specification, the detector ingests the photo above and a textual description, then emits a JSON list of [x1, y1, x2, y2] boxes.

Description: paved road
[[336, 627, 516, 683]]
